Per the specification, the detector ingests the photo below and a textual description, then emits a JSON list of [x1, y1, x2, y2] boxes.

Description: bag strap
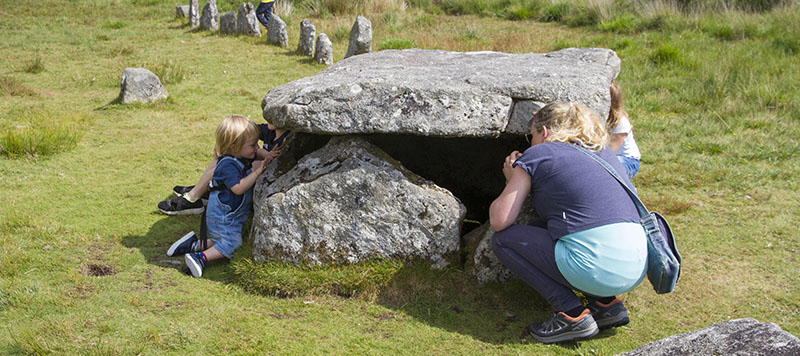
[[570, 144, 649, 219]]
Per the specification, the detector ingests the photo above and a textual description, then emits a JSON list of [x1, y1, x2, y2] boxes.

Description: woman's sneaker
[[185, 252, 206, 278], [588, 298, 630, 330], [158, 196, 204, 215], [528, 309, 599, 344], [166, 231, 202, 257]]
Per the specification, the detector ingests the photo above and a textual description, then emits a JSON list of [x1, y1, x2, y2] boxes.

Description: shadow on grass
[[123, 213, 618, 347], [120, 202, 256, 284]]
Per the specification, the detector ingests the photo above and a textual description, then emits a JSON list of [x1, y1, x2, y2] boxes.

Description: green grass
[[1, 0, 799, 354]]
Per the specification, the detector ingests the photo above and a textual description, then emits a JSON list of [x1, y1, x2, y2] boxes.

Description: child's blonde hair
[[215, 115, 259, 156], [607, 80, 628, 131], [531, 102, 608, 152]]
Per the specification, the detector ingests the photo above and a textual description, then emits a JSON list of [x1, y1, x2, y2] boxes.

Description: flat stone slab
[[262, 48, 620, 138]]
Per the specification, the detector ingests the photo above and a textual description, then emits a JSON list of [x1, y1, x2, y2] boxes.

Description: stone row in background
[[176, 3, 373, 65]]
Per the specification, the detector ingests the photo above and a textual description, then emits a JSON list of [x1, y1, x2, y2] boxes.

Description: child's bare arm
[[609, 133, 627, 152], [230, 160, 267, 195]]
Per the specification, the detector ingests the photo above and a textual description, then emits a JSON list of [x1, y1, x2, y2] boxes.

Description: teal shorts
[[555, 222, 647, 297]]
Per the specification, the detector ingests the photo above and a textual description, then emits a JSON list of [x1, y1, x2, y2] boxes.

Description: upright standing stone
[[189, 0, 199, 28], [314, 33, 333, 65], [219, 11, 236, 34], [266, 14, 288, 47], [176, 5, 190, 18], [118, 68, 169, 104], [344, 16, 371, 59], [297, 19, 315, 56], [236, 2, 261, 37], [200, 0, 218, 31], [251, 137, 465, 269]]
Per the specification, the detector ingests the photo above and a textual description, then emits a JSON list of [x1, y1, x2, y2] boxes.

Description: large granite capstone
[[262, 48, 620, 138], [252, 137, 466, 268]]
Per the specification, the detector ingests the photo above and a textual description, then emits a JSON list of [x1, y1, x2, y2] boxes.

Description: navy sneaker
[[528, 309, 599, 344], [588, 298, 630, 330], [185, 252, 206, 278], [158, 196, 204, 215], [166, 231, 201, 257]]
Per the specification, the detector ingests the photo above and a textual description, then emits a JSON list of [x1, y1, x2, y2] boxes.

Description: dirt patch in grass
[[82, 263, 117, 277]]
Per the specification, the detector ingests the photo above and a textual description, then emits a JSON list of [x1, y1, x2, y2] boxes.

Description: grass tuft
[[24, 56, 45, 74], [101, 20, 126, 29], [150, 59, 188, 84], [0, 76, 37, 96], [540, 1, 570, 22], [232, 259, 405, 299], [379, 37, 416, 49], [0, 111, 89, 158]]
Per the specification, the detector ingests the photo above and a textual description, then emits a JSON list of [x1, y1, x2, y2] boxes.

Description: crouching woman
[[489, 102, 647, 343]]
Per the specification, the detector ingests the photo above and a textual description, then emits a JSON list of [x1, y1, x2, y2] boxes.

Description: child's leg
[[200, 245, 224, 262], [185, 158, 216, 201]]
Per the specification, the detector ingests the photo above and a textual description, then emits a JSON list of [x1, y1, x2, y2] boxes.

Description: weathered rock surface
[[189, 0, 199, 28], [200, 0, 218, 31], [297, 19, 315, 56], [313, 33, 333, 65], [344, 16, 371, 59], [219, 11, 236, 34], [262, 48, 620, 138], [467, 196, 537, 284], [236, 2, 260, 37], [118, 68, 168, 104], [618, 318, 800, 356], [266, 14, 288, 47], [252, 137, 466, 268], [176, 5, 190, 18]]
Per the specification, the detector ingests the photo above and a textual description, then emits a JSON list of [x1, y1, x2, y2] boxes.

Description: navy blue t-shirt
[[257, 124, 291, 151], [213, 157, 249, 209], [513, 142, 640, 240]]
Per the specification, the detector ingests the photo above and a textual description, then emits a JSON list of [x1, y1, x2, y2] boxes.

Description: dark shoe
[[158, 196, 204, 216], [588, 298, 629, 330], [185, 252, 206, 278], [173, 185, 210, 203], [167, 231, 200, 257], [173, 185, 194, 197], [528, 309, 599, 344]]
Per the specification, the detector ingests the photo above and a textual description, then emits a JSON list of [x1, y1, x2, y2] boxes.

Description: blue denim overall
[[206, 156, 252, 259]]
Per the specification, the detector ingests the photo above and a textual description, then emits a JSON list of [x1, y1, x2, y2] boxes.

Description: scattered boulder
[[468, 196, 537, 284], [176, 5, 190, 18], [266, 14, 288, 47], [618, 318, 800, 356], [219, 11, 236, 35], [344, 16, 372, 59], [236, 2, 261, 37], [252, 137, 465, 268], [262, 48, 620, 137], [200, 0, 218, 31], [314, 33, 333, 65], [297, 19, 316, 56], [118, 68, 168, 104], [189, 0, 199, 28]]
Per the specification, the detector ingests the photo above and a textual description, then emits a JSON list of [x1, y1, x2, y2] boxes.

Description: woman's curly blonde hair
[[531, 102, 608, 152]]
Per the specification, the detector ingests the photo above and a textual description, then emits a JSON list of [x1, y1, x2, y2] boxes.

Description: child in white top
[[607, 81, 641, 179]]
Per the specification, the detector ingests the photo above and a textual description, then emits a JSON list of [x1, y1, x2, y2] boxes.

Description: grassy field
[[1, 0, 799, 354]]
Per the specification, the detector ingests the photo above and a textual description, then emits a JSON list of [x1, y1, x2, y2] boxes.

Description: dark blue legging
[[492, 224, 587, 312], [255, 1, 274, 28]]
